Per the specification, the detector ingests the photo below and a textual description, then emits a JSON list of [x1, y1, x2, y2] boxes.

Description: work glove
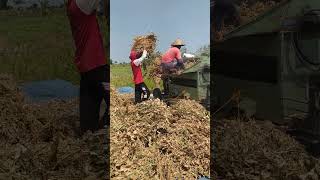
[[183, 53, 195, 58], [141, 50, 148, 59], [133, 50, 148, 66]]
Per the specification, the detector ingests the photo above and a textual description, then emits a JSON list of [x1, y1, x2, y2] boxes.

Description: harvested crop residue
[[216, 0, 285, 36], [110, 87, 210, 179], [0, 74, 107, 179], [142, 52, 162, 79], [239, 0, 282, 25], [184, 57, 201, 69], [131, 33, 157, 54], [213, 119, 320, 180]]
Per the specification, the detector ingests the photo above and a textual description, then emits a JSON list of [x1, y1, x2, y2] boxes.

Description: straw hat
[[171, 39, 185, 46]]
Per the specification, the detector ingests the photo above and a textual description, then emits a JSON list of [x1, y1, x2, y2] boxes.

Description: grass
[[111, 64, 157, 90], [0, 9, 109, 85], [0, 8, 157, 91]]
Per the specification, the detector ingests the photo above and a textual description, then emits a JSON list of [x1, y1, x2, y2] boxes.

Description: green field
[[0, 9, 109, 84], [111, 64, 157, 89]]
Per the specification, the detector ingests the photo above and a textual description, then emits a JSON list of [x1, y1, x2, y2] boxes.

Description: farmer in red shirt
[[130, 47, 150, 104], [67, 0, 109, 134]]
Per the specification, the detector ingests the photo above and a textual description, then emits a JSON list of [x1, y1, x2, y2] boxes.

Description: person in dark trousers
[[161, 39, 186, 95], [67, 0, 109, 134], [212, 0, 240, 40], [130, 47, 150, 104], [161, 39, 186, 73]]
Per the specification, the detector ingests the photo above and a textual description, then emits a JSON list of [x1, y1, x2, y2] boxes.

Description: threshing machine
[[156, 56, 210, 109], [213, 0, 320, 138]]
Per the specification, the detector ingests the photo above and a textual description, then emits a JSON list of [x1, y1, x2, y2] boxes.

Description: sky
[[110, 0, 210, 62]]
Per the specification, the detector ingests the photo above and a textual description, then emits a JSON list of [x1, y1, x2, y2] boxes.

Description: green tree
[[196, 45, 210, 57]]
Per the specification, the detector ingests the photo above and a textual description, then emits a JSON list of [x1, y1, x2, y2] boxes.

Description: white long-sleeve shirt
[[75, 0, 100, 15], [133, 50, 147, 66]]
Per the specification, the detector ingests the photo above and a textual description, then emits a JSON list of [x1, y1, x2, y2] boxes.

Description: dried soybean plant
[[110, 87, 210, 179], [0, 74, 107, 180], [218, 0, 285, 36], [213, 119, 320, 180], [131, 33, 157, 54]]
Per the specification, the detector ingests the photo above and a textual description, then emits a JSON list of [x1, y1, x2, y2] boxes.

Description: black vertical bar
[[210, 0, 214, 178], [104, 0, 110, 179]]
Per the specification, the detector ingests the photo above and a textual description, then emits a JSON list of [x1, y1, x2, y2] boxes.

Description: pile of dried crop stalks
[[131, 33, 161, 82], [0, 74, 107, 179], [239, 0, 283, 23], [131, 33, 157, 54], [110, 87, 210, 179], [217, 0, 285, 35], [213, 118, 320, 180]]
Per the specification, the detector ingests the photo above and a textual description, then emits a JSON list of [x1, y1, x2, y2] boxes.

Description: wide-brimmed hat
[[171, 39, 185, 46]]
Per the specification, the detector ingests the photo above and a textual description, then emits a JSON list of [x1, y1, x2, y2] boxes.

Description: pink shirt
[[161, 47, 182, 63]]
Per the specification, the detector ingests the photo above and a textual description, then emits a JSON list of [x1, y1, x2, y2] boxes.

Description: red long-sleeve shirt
[[67, 0, 106, 73], [130, 51, 144, 85]]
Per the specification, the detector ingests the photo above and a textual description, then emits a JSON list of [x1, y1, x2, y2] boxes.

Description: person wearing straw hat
[[161, 38, 186, 73], [129, 46, 150, 104], [160, 38, 187, 95]]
